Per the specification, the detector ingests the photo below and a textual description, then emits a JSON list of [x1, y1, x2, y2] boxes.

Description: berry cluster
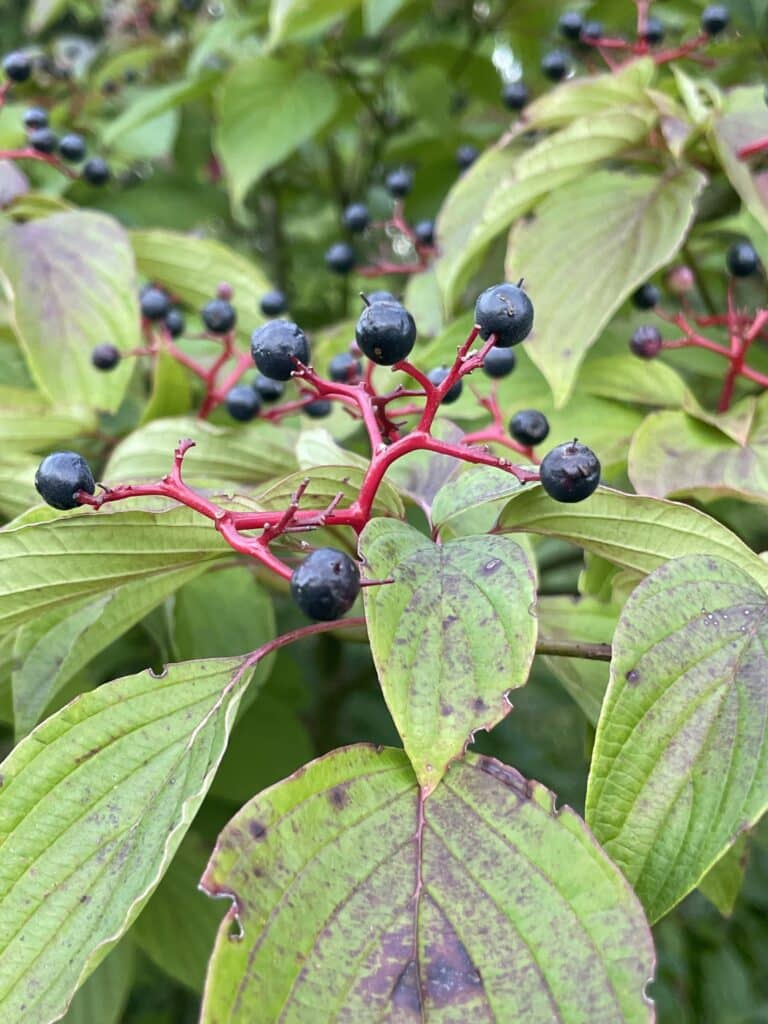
[[38, 281, 600, 621]]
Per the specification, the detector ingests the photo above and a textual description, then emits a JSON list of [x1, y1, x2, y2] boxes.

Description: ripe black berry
[[23, 107, 48, 129], [225, 385, 261, 422], [541, 51, 570, 83], [510, 409, 549, 447], [632, 282, 661, 310], [427, 366, 462, 404], [355, 300, 417, 365], [539, 441, 601, 503], [325, 242, 356, 275], [630, 325, 663, 359], [29, 128, 58, 154], [329, 351, 362, 382], [456, 144, 478, 171], [58, 133, 87, 162], [35, 451, 95, 510], [482, 346, 516, 378], [414, 220, 435, 247], [343, 202, 369, 233], [91, 343, 121, 371], [386, 168, 413, 198], [304, 398, 332, 418], [165, 308, 185, 337], [474, 282, 534, 347], [367, 290, 398, 304], [641, 16, 665, 45], [502, 81, 529, 111], [558, 11, 583, 40], [726, 241, 759, 278], [140, 287, 171, 321], [82, 157, 110, 185], [581, 20, 603, 41], [290, 547, 361, 621], [250, 320, 310, 380], [253, 374, 284, 402], [202, 298, 236, 334], [3, 52, 31, 83], [701, 4, 729, 35], [260, 289, 287, 317]]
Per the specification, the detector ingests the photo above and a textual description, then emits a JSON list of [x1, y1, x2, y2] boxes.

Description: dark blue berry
[[91, 343, 121, 371], [140, 287, 170, 321], [482, 346, 516, 378], [23, 107, 48, 129], [165, 308, 185, 337], [701, 5, 729, 35], [386, 168, 413, 198], [251, 320, 310, 381], [3, 52, 31, 83], [355, 300, 417, 365], [501, 81, 529, 111], [253, 374, 284, 402], [29, 128, 58, 154], [630, 325, 663, 359], [427, 366, 462, 404], [343, 202, 369, 233], [329, 352, 362, 382], [558, 11, 583, 40], [58, 133, 87, 162], [367, 290, 398, 304], [260, 289, 287, 317], [225, 385, 261, 422], [456, 144, 479, 171], [35, 451, 95, 510], [325, 242, 356, 275], [542, 51, 570, 82], [202, 298, 236, 334], [414, 220, 435, 247], [726, 241, 759, 277], [540, 441, 601, 503], [581, 20, 603, 41], [82, 157, 110, 185], [510, 409, 549, 447], [641, 16, 665, 45], [474, 283, 534, 347], [290, 547, 361, 620], [304, 398, 332, 418], [632, 283, 661, 310]]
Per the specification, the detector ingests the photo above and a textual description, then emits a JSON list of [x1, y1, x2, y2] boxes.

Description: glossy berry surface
[[581, 20, 603, 41], [456, 144, 479, 171], [59, 133, 87, 162], [630, 325, 663, 359], [23, 107, 48, 129], [140, 287, 171, 321], [557, 11, 583, 40], [325, 242, 356, 275], [225, 385, 261, 422], [510, 409, 550, 447], [367, 290, 398, 304], [82, 157, 110, 185], [91, 343, 121, 371], [343, 202, 369, 233], [202, 298, 237, 334], [482, 346, 516, 378], [260, 289, 287, 317], [427, 366, 462, 404], [541, 51, 569, 83], [726, 242, 759, 277], [385, 168, 413, 198], [252, 374, 284, 402], [35, 451, 95, 510], [3, 52, 31, 83], [632, 282, 661, 310], [29, 128, 57, 154], [539, 441, 601, 503], [329, 352, 362, 383], [355, 300, 417, 365], [474, 283, 534, 347], [304, 398, 333, 419], [701, 4, 729, 35], [413, 220, 435, 247], [501, 81, 529, 111], [164, 308, 185, 337], [290, 548, 361, 621], [250, 320, 310, 381], [641, 16, 665, 45]]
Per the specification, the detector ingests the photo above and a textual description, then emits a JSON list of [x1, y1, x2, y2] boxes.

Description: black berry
[[510, 409, 549, 447], [355, 300, 417, 365], [28, 128, 58, 154], [456, 144, 479, 171], [632, 282, 661, 310], [343, 202, 369, 233], [23, 107, 48, 130], [701, 4, 729, 35], [290, 547, 361, 621], [91, 343, 121, 371], [630, 325, 663, 359], [367, 290, 398, 304], [165, 308, 185, 337], [329, 351, 362, 383], [260, 289, 287, 316], [35, 451, 95, 510], [58, 133, 87, 162], [3, 52, 31, 83], [225, 385, 261, 422], [304, 398, 332, 419], [558, 11, 583, 40], [413, 220, 435, 247], [250, 320, 310, 380], [726, 241, 759, 277], [542, 51, 570, 82], [474, 282, 534, 347], [427, 366, 462, 404], [202, 298, 236, 334], [386, 168, 413, 198], [482, 346, 516, 378], [140, 287, 171, 321], [325, 242, 356, 275], [82, 157, 110, 185], [539, 441, 601, 503], [581, 20, 603, 41], [641, 16, 665, 45], [253, 374, 284, 402], [502, 81, 529, 111]]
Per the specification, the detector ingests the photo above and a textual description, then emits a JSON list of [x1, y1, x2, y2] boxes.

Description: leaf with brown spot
[[199, 745, 654, 1023], [360, 519, 537, 793]]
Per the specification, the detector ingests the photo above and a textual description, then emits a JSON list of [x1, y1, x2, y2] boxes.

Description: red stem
[[738, 137, 768, 160], [0, 148, 77, 179]]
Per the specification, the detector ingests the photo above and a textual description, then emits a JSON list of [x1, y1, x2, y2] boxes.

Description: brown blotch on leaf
[[391, 959, 422, 1013], [472, 698, 488, 713], [440, 704, 454, 717], [425, 936, 483, 1008], [249, 820, 267, 840], [478, 756, 532, 799], [329, 784, 349, 810], [75, 746, 102, 765]]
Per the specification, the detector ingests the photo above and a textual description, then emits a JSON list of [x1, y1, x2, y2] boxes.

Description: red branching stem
[[0, 148, 77, 178], [635, 0, 650, 45], [652, 33, 709, 65], [738, 136, 768, 160], [462, 386, 537, 463]]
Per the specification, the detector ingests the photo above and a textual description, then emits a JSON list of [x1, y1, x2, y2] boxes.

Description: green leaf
[[257, 464, 404, 521], [385, 418, 464, 518], [498, 486, 768, 589], [711, 86, 768, 233], [430, 464, 524, 536], [200, 745, 654, 1022], [105, 416, 298, 488], [131, 230, 271, 339], [698, 836, 749, 917], [362, 0, 407, 34], [0, 652, 261, 1022], [582, 354, 688, 408], [61, 940, 135, 1024], [25, 0, 70, 33], [0, 213, 140, 413], [586, 555, 768, 922], [295, 427, 369, 471], [139, 350, 192, 424], [102, 76, 218, 146], [524, 58, 656, 128], [269, 0, 361, 44], [0, 387, 96, 451], [0, 450, 40, 519], [360, 519, 537, 792], [505, 168, 705, 407], [215, 57, 339, 207]]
